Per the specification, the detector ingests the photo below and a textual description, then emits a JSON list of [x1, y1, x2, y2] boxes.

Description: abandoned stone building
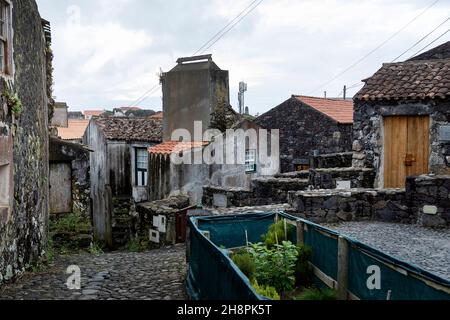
[[255, 95, 354, 173], [0, 1, 52, 283], [149, 55, 279, 204], [84, 116, 162, 247], [353, 41, 450, 189]]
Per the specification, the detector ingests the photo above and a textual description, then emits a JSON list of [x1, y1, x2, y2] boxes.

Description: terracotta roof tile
[[355, 58, 450, 101], [94, 117, 162, 143], [149, 141, 209, 155], [57, 119, 90, 140], [293, 95, 354, 124], [84, 110, 104, 118]]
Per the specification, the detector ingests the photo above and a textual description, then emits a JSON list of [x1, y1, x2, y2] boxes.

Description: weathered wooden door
[[49, 163, 72, 214], [384, 116, 430, 188]]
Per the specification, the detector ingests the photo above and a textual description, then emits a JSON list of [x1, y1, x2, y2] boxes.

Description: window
[[245, 150, 257, 173], [135, 148, 148, 187], [0, 0, 11, 75]]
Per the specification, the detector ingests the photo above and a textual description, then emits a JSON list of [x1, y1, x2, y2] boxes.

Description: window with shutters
[[0, 0, 12, 75]]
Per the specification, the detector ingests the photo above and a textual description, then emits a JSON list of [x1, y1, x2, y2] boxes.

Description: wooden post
[[296, 221, 305, 245], [337, 236, 349, 300]]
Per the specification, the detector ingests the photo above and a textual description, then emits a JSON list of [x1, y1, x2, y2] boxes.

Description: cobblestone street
[[0, 244, 188, 300]]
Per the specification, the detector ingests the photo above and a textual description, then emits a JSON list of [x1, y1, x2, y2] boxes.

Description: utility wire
[[307, 0, 441, 95], [392, 16, 450, 62], [198, 0, 265, 55], [408, 27, 450, 59], [127, 0, 264, 108], [192, 0, 261, 56]]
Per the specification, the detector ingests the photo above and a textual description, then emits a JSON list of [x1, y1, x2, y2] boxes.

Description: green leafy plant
[[248, 241, 298, 294], [262, 220, 295, 248], [127, 237, 149, 252], [49, 213, 91, 234], [231, 251, 256, 281], [295, 244, 314, 287], [295, 288, 337, 301], [88, 242, 104, 256], [251, 280, 280, 300], [2, 90, 23, 117]]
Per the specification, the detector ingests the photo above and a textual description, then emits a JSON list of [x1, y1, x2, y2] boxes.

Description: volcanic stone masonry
[[0, 0, 50, 284]]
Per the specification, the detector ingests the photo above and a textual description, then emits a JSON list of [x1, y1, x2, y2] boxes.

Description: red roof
[[149, 141, 209, 155], [84, 110, 104, 118], [293, 95, 354, 124], [57, 119, 90, 140], [150, 111, 163, 120]]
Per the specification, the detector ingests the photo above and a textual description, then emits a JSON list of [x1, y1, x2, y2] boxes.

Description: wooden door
[[384, 116, 430, 188]]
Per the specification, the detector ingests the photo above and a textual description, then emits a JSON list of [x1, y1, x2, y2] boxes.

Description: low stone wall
[[203, 177, 310, 208], [287, 189, 410, 224], [406, 175, 450, 228], [136, 196, 190, 247], [311, 152, 353, 169], [309, 167, 376, 190]]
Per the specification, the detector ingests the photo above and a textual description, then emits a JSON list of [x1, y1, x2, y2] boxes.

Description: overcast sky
[[35, 0, 450, 115]]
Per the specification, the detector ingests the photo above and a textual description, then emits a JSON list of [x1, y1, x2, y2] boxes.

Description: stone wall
[[203, 177, 310, 208], [287, 189, 410, 224], [352, 99, 450, 187], [0, 0, 49, 283], [136, 196, 190, 247], [311, 152, 353, 169], [255, 97, 353, 173], [406, 175, 450, 228], [111, 197, 136, 248], [309, 167, 376, 190]]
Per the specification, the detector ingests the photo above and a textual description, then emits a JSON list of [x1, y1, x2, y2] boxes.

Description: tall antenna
[[238, 82, 248, 114]]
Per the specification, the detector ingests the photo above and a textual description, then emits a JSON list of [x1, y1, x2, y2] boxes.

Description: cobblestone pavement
[[0, 244, 188, 300], [323, 222, 450, 280]]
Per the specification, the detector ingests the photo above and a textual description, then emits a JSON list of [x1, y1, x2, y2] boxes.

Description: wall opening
[[0, 163, 10, 207]]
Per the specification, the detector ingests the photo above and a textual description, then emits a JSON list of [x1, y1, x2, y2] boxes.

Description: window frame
[[135, 147, 148, 187], [245, 149, 257, 174], [0, 0, 12, 76]]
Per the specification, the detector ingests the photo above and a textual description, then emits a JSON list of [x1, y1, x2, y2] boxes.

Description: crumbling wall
[[0, 0, 49, 283]]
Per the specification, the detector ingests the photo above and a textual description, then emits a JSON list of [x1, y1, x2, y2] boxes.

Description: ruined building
[[1, 0, 51, 283], [84, 116, 162, 247], [255, 95, 354, 173]]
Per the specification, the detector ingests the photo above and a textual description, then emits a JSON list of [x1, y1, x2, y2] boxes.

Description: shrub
[[127, 238, 148, 252], [295, 244, 314, 287], [231, 252, 256, 281], [295, 288, 337, 301], [262, 220, 295, 248], [251, 280, 280, 300]]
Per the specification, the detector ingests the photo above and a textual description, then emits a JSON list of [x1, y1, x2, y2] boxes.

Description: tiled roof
[[150, 112, 163, 120], [355, 58, 450, 101], [95, 117, 162, 143], [57, 119, 90, 140], [149, 141, 209, 155], [84, 110, 104, 118], [293, 95, 354, 124], [409, 41, 450, 61]]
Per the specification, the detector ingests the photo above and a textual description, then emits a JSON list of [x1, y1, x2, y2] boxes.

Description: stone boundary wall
[[287, 189, 410, 224], [203, 177, 310, 208], [309, 167, 376, 190], [406, 175, 450, 228], [311, 152, 353, 169]]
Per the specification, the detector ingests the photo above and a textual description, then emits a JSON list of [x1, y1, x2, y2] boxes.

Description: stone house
[[149, 55, 279, 204], [84, 116, 162, 247], [255, 95, 354, 173], [353, 41, 450, 189], [1, 1, 52, 283]]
